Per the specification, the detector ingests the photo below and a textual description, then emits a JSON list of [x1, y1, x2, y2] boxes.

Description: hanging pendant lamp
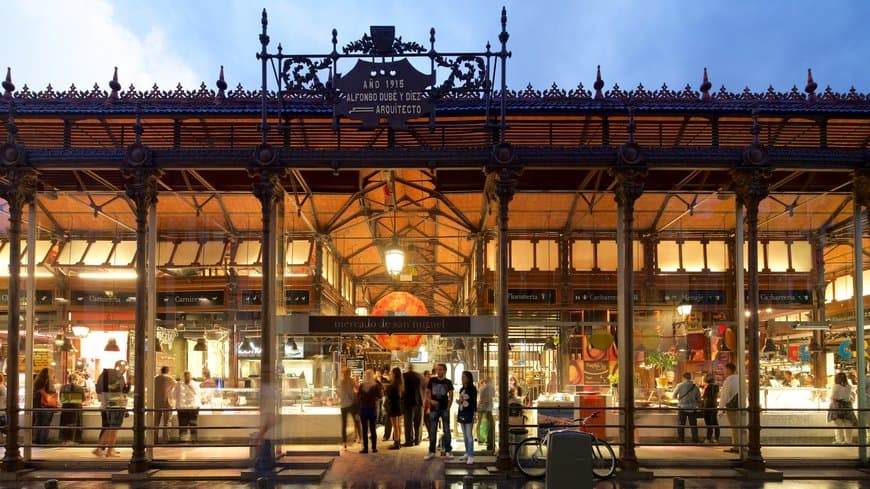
[[193, 338, 208, 352], [104, 337, 121, 352]]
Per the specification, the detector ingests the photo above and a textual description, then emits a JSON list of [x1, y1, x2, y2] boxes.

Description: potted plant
[[646, 351, 676, 388]]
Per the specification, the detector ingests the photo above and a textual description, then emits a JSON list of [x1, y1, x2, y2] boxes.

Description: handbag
[[39, 388, 60, 409]]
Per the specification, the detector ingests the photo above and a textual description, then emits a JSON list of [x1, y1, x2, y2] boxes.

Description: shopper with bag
[[94, 360, 131, 457], [718, 362, 741, 453], [33, 367, 60, 444], [672, 372, 701, 443], [172, 370, 201, 443]]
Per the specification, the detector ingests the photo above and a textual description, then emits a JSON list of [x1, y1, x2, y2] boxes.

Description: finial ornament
[[700, 67, 712, 101], [108, 67, 121, 100], [216, 66, 227, 99], [2, 67, 14, 99], [594, 65, 604, 99], [805, 68, 817, 102]]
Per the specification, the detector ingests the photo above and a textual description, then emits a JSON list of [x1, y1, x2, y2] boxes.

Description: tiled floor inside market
[[3, 439, 870, 488]]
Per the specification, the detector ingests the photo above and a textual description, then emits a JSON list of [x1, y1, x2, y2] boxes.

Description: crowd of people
[[338, 362, 487, 464]]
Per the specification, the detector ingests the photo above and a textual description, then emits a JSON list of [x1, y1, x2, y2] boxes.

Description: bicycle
[[513, 410, 616, 479]]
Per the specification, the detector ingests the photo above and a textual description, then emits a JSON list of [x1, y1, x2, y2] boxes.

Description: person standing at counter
[[701, 373, 720, 444], [386, 367, 404, 450], [783, 370, 800, 387], [476, 376, 495, 453], [173, 371, 201, 443], [154, 366, 176, 444], [402, 363, 423, 447], [829, 372, 857, 444], [672, 372, 700, 443], [456, 371, 477, 465], [33, 367, 59, 445], [94, 360, 130, 457], [59, 372, 85, 444], [718, 362, 740, 453], [338, 367, 360, 451], [357, 369, 383, 454], [424, 363, 454, 460]]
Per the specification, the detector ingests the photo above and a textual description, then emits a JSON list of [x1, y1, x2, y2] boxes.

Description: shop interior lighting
[[59, 337, 76, 353], [71, 325, 89, 337], [54, 334, 64, 346], [790, 321, 831, 331], [676, 301, 693, 317], [78, 270, 138, 280], [543, 336, 556, 351], [193, 338, 208, 352], [104, 337, 121, 352], [384, 238, 405, 277]]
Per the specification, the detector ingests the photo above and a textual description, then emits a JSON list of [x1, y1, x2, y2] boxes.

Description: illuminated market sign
[[309, 316, 470, 334], [754, 290, 813, 305], [71, 290, 136, 306], [334, 58, 434, 129], [662, 290, 726, 305], [487, 288, 556, 304], [242, 289, 310, 306], [573, 290, 639, 304], [158, 291, 224, 307], [0, 290, 53, 306]]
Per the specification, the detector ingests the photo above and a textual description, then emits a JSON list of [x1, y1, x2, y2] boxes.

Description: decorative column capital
[[730, 166, 771, 211], [610, 165, 647, 208], [249, 167, 286, 209], [485, 142, 522, 203], [853, 168, 870, 210], [122, 160, 161, 212], [0, 166, 37, 212]]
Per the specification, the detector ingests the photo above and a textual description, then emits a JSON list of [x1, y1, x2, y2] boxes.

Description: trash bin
[[545, 430, 592, 489]]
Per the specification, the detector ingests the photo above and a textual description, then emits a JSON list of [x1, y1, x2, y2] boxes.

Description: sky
[[3, 0, 870, 96]]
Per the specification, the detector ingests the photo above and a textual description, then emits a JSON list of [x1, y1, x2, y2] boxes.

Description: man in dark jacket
[[402, 363, 424, 446]]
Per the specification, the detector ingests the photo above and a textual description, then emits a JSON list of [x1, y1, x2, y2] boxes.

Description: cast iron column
[[487, 143, 521, 470], [610, 126, 647, 471], [122, 129, 160, 473], [251, 143, 286, 449], [853, 168, 870, 462], [810, 234, 827, 388], [0, 114, 36, 470], [731, 115, 770, 471]]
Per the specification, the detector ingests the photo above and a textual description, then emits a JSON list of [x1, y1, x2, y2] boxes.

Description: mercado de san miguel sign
[[334, 59, 435, 129]]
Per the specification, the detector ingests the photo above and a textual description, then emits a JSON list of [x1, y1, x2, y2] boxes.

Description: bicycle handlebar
[[573, 411, 601, 425]]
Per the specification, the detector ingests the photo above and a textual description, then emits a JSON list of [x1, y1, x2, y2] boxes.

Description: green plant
[[607, 371, 619, 386], [646, 351, 676, 375]]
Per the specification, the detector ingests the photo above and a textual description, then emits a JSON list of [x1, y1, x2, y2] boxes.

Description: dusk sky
[[4, 0, 869, 95]]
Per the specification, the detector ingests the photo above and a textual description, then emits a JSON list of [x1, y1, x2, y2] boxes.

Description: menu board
[[583, 360, 610, 385], [346, 356, 365, 379]]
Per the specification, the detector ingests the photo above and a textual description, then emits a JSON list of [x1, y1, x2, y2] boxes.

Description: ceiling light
[[543, 337, 556, 351], [104, 337, 121, 352], [54, 334, 64, 346], [676, 301, 692, 317], [59, 337, 76, 353], [71, 326, 89, 337], [193, 338, 208, 352], [385, 240, 405, 277]]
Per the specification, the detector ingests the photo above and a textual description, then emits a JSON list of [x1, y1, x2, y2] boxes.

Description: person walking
[[357, 369, 383, 454], [421, 370, 432, 442], [59, 372, 85, 444], [401, 363, 423, 446], [672, 372, 701, 443], [153, 366, 176, 444], [829, 372, 857, 444], [718, 362, 740, 453], [173, 371, 201, 443], [33, 367, 59, 444], [476, 376, 495, 453], [386, 367, 404, 450], [94, 360, 131, 457], [424, 363, 454, 460], [456, 371, 477, 465], [701, 373, 720, 443], [338, 367, 360, 451]]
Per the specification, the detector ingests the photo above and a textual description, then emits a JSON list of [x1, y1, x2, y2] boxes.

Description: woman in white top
[[829, 372, 856, 444], [172, 371, 201, 443]]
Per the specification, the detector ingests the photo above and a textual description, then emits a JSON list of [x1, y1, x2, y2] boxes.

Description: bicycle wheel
[[590, 437, 616, 479], [514, 437, 547, 478]]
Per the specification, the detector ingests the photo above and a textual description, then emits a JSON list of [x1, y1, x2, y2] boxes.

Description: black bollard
[[673, 477, 685, 489], [44, 480, 59, 489]]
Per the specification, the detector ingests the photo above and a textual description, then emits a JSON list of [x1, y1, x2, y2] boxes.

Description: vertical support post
[[122, 135, 160, 473], [853, 169, 870, 462], [487, 143, 520, 471], [611, 163, 646, 472], [731, 137, 770, 471], [312, 237, 324, 314], [811, 234, 827, 389], [146, 203, 157, 455], [251, 152, 286, 460], [0, 162, 37, 471], [25, 203, 36, 459], [734, 203, 747, 455]]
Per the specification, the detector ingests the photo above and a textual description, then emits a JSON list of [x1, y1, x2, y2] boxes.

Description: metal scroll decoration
[[258, 8, 509, 134]]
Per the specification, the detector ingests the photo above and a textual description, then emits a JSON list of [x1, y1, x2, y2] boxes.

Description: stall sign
[[241, 289, 310, 306], [755, 290, 813, 305], [346, 356, 365, 378], [71, 290, 136, 306], [661, 290, 725, 305], [309, 315, 470, 334], [573, 290, 639, 303], [487, 288, 556, 304], [158, 291, 224, 307], [0, 290, 53, 306]]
